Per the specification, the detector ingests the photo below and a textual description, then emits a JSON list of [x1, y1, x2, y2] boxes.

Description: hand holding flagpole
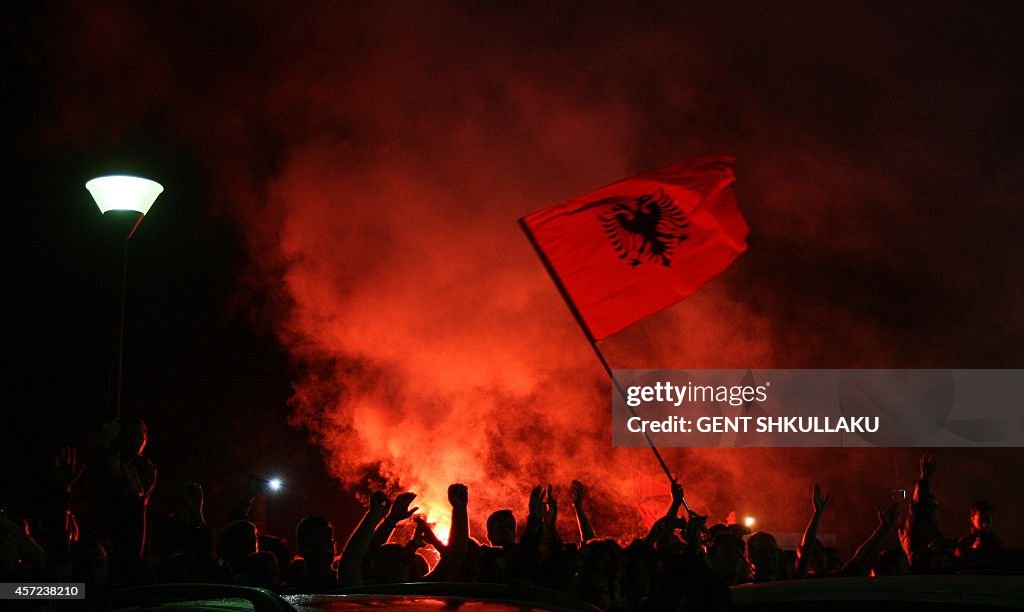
[[519, 156, 749, 493]]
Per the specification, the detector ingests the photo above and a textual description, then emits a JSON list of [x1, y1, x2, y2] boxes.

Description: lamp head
[[86, 175, 164, 215]]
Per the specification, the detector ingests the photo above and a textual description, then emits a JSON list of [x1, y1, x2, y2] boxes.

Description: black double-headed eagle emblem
[[599, 188, 689, 267]]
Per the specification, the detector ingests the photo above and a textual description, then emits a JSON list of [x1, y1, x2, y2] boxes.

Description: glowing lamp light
[[86, 175, 164, 215], [744, 516, 756, 528], [268, 478, 283, 491]]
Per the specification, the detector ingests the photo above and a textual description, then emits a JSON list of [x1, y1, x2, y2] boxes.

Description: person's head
[[970, 501, 994, 533], [242, 551, 281, 588], [576, 539, 622, 610], [296, 517, 335, 572], [71, 533, 110, 588], [708, 533, 746, 585], [115, 417, 148, 457], [873, 547, 909, 576], [579, 538, 622, 576], [258, 534, 291, 576], [746, 532, 780, 582], [707, 523, 731, 541], [620, 540, 658, 603], [486, 510, 516, 548], [219, 521, 259, 571], [368, 543, 412, 584]]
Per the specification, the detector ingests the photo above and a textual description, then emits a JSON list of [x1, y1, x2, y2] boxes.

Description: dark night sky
[[4, 1, 1024, 552]]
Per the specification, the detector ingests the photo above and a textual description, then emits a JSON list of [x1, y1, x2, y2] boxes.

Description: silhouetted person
[[0, 513, 47, 577], [956, 500, 1003, 557], [486, 509, 516, 548], [872, 546, 910, 576], [572, 538, 623, 609], [71, 533, 112, 593], [238, 550, 280, 590], [164, 481, 216, 571], [39, 447, 84, 576], [570, 480, 597, 542], [425, 484, 469, 581], [93, 417, 156, 583], [708, 531, 746, 585], [899, 452, 943, 570], [211, 520, 258, 582], [258, 534, 292, 581], [364, 491, 417, 578], [838, 498, 900, 576], [795, 483, 829, 578], [479, 509, 517, 582], [620, 539, 658, 607], [293, 516, 338, 592], [746, 532, 781, 582], [367, 543, 415, 584]]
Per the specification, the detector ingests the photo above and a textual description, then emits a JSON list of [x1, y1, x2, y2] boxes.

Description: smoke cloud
[[26, 1, 1024, 548]]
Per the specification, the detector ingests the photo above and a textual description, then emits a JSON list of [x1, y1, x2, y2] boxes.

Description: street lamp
[[86, 175, 164, 417]]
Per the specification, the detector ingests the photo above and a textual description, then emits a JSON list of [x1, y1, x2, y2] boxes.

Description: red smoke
[[25, 1, 1024, 551]]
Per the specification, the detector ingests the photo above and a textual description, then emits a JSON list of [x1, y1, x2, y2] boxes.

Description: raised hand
[[406, 526, 425, 550], [387, 492, 419, 522], [448, 484, 468, 509], [813, 483, 830, 513], [413, 516, 443, 549], [919, 452, 937, 478], [368, 491, 391, 520], [671, 481, 685, 506], [571, 480, 597, 541], [543, 485, 557, 526], [528, 485, 545, 521], [52, 447, 85, 492], [570, 480, 587, 507]]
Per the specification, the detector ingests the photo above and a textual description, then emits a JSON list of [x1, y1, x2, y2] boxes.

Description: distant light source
[[268, 478, 283, 491], [86, 175, 164, 215], [744, 516, 756, 527]]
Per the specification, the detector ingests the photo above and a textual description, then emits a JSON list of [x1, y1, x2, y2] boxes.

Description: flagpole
[[519, 218, 677, 484]]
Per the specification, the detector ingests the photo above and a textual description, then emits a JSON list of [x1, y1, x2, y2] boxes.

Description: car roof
[[286, 582, 600, 611], [286, 594, 590, 611], [731, 575, 1024, 608]]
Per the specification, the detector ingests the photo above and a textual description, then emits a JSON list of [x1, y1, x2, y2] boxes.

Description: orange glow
[[430, 519, 450, 547], [744, 516, 755, 527]]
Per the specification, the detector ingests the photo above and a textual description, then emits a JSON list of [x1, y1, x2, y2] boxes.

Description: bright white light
[[744, 516, 756, 527], [86, 175, 164, 215], [268, 478, 283, 491]]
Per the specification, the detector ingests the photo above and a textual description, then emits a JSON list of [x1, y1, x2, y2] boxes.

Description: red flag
[[521, 156, 748, 340]]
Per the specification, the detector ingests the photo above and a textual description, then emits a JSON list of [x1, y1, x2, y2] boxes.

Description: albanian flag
[[521, 156, 748, 340]]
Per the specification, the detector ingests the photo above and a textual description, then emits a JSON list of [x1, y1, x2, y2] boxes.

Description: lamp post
[[85, 175, 164, 417]]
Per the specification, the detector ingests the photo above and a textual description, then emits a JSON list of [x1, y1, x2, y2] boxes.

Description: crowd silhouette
[[0, 419, 1014, 610]]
